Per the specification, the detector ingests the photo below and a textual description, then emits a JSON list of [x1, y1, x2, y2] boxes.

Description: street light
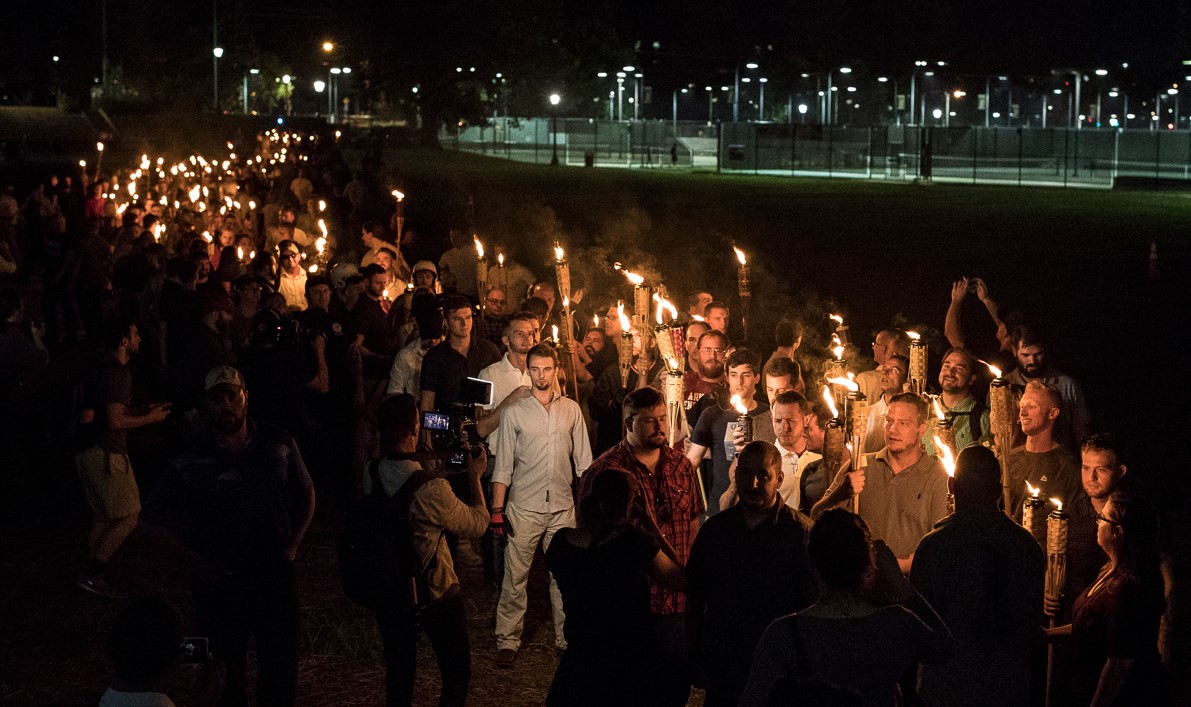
[[705, 86, 714, 125], [758, 77, 768, 120], [212, 46, 223, 111], [322, 41, 334, 53], [313, 80, 326, 92], [549, 93, 561, 166], [243, 68, 259, 114]]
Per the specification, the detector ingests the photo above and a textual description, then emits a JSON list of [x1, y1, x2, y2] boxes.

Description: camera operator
[[366, 393, 489, 707], [419, 295, 501, 449]]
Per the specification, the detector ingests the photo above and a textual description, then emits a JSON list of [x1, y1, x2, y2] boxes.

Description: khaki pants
[[494, 503, 574, 651], [75, 447, 140, 521]]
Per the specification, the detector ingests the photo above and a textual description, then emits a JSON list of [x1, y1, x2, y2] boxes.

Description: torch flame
[[391, 190, 404, 201], [554, 243, 565, 261], [979, 360, 1003, 378], [249, 250, 255, 259], [1050, 498, 1063, 512], [593, 314, 600, 327], [616, 302, 632, 332], [652, 293, 678, 323], [692, 314, 705, 322], [829, 313, 844, 326], [622, 270, 645, 286], [127, 182, 136, 197], [932, 397, 946, 421], [821, 386, 839, 419], [667, 356, 679, 371], [552, 325, 559, 341], [907, 330, 921, 341], [315, 237, 326, 254], [832, 345, 845, 360], [1026, 481, 1041, 498], [730, 394, 748, 416], [308, 264, 319, 273], [733, 246, 746, 265], [318, 220, 328, 238], [474, 235, 484, 258], [382, 288, 390, 300], [934, 436, 956, 476], [318, 200, 326, 212], [201, 231, 213, 243], [827, 376, 859, 392], [116, 203, 128, 215], [498, 252, 505, 266], [237, 247, 245, 261], [562, 296, 569, 308]]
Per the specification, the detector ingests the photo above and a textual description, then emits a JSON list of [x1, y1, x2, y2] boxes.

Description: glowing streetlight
[[549, 94, 562, 166], [322, 41, 334, 53], [313, 80, 326, 93]]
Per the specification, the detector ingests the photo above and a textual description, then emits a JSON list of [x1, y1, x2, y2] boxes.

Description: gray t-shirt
[[691, 400, 769, 516]]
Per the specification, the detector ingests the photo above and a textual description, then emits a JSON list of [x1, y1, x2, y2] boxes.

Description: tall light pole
[[672, 87, 688, 134], [759, 77, 767, 120], [705, 86, 713, 125], [616, 72, 626, 121], [330, 67, 341, 120], [549, 93, 561, 166], [243, 68, 259, 114], [212, 46, 223, 111]]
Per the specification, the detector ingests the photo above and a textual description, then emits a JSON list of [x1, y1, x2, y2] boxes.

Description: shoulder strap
[[968, 398, 987, 442], [366, 459, 384, 497], [785, 613, 813, 677]]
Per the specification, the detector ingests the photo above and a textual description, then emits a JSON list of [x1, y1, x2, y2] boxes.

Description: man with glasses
[[476, 287, 510, 350], [684, 329, 729, 431], [855, 327, 909, 407], [276, 239, 307, 311], [578, 386, 705, 705], [863, 353, 909, 453]]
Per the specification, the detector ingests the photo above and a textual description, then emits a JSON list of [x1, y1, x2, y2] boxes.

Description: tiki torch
[[908, 331, 927, 395], [735, 246, 750, 340], [616, 303, 634, 388], [828, 313, 849, 348], [1044, 498, 1068, 707], [986, 362, 1015, 517], [821, 386, 847, 480], [653, 293, 679, 365], [1022, 482, 1047, 546], [391, 189, 405, 237], [475, 235, 488, 301], [846, 388, 868, 513], [620, 269, 651, 342], [931, 397, 956, 458], [935, 434, 956, 514], [825, 338, 848, 408], [730, 394, 752, 447]]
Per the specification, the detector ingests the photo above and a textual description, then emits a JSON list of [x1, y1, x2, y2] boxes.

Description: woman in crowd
[[1047, 491, 1166, 706], [740, 509, 953, 707], [544, 468, 684, 707]]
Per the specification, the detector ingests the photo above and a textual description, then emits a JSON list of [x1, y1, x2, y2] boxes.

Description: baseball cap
[[205, 366, 246, 392], [412, 260, 438, 276]]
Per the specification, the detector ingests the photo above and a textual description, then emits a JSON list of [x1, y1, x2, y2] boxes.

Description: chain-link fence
[[443, 118, 1191, 187]]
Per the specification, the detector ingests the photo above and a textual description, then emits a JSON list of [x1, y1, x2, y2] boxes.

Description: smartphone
[[421, 411, 451, 432], [459, 377, 495, 407], [180, 637, 210, 664]]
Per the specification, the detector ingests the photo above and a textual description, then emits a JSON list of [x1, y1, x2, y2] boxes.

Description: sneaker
[[495, 648, 517, 669], [76, 575, 128, 600]]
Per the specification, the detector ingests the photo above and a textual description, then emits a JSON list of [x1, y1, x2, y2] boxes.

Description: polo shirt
[[856, 448, 950, 559]]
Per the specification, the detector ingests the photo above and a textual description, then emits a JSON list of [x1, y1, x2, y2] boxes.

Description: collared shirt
[[579, 441, 705, 614], [857, 448, 950, 559], [864, 394, 891, 454], [363, 458, 488, 601], [492, 391, 592, 513], [1004, 367, 1091, 449], [774, 440, 821, 511], [479, 353, 532, 413], [387, 339, 433, 396], [924, 394, 990, 457], [420, 336, 502, 411], [278, 269, 307, 311]]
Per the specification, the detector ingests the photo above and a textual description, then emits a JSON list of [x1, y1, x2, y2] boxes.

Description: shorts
[[76, 447, 141, 521]]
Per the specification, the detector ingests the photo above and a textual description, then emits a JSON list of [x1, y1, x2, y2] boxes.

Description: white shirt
[[492, 391, 592, 513], [865, 394, 891, 454], [774, 440, 821, 511], [278, 268, 307, 311], [387, 339, 432, 395], [479, 353, 532, 412]]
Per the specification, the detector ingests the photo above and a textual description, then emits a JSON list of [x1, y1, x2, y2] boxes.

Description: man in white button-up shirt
[[490, 343, 592, 666]]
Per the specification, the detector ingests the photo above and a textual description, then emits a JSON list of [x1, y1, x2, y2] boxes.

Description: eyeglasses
[[700, 347, 727, 356], [1095, 512, 1120, 527], [486, 297, 506, 305]]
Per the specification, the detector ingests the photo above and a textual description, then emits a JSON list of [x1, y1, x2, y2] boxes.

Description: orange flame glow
[[1026, 481, 1041, 498], [934, 436, 955, 476], [730, 394, 748, 416], [473, 235, 484, 259], [733, 246, 747, 266], [822, 386, 839, 419]]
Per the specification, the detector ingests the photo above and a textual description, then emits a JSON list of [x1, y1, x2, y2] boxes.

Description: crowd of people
[[0, 127, 1172, 707]]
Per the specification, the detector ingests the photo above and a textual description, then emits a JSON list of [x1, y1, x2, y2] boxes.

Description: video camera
[[422, 377, 494, 471]]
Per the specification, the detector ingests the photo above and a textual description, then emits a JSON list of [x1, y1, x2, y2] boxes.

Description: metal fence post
[[1063, 129, 1069, 187], [1017, 127, 1023, 187], [754, 124, 759, 175], [972, 127, 978, 184], [1154, 130, 1161, 183], [791, 124, 796, 177], [534, 120, 539, 164], [867, 126, 873, 178], [828, 125, 834, 177]]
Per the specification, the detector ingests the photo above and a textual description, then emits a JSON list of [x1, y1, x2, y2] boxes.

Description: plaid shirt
[[579, 441, 705, 614]]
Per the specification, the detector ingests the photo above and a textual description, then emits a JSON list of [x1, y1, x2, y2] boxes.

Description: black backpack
[[338, 459, 435, 611], [50, 364, 103, 451]]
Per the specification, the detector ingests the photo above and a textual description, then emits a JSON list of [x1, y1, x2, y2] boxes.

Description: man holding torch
[[924, 348, 990, 458], [1006, 381, 1081, 524]]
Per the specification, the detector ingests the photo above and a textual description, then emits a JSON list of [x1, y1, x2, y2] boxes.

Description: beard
[[1020, 364, 1043, 378], [533, 379, 552, 392], [212, 410, 246, 435], [701, 362, 724, 379]]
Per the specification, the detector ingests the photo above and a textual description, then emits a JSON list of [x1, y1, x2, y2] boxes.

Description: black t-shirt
[[298, 307, 356, 391], [94, 359, 133, 455], [351, 296, 394, 380], [690, 398, 770, 515], [419, 337, 501, 411]]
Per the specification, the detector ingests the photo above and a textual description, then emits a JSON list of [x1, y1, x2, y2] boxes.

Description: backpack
[[50, 365, 102, 451], [338, 459, 435, 611]]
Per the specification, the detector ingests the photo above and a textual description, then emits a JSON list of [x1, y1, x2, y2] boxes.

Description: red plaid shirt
[[579, 441, 705, 614]]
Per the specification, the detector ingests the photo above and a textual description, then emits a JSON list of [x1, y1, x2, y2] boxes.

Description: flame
[[116, 203, 127, 215], [1050, 498, 1063, 512], [562, 296, 569, 308], [730, 394, 748, 416], [829, 313, 844, 326], [667, 356, 679, 371], [622, 270, 645, 286], [554, 243, 565, 261], [152, 223, 163, 241], [733, 246, 746, 265], [907, 330, 921, 341], [979, 359, 1003, 378], [616, 302, 632, 332], [832, 345, 845, 360], [201, 231, 213, 243], [248, 200, 256, 210], [932, 397, 946, 421], [126, 182, 136, 197], [249, 250, 255, 259], [652, 293, 678, 323], [822, 386, 839, 419], [593, 314, 600, 327], [692, 314, 705, 322], [318, 200, 326, 212], [827, 376, 859, 392], [315, 237, 326, 254], [474, 235, 484, 258], [552, 324, 559, 341], [1026, 481, 1040, 498], [318, 220, 328, 238], [497, 252, 505, 266], [308, 264, 319, 273], [391, 189, 404, 201], [382, 288, 390, 299], [237, 247, 245, 261], [934, 436, 956, 476]]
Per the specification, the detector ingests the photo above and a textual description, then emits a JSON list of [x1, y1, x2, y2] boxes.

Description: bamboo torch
[[931, 397, 957, 457], [653, 293, 679, 365], [735, 246, 750, 340], [935, 435, 956, 514], [908, 330, 927, 395], [1044, 498, 1069, 707], [553, 244, 579, 400], [825, 337, 848, 408], [828, 313, 849, 348], [821, 386, 847, 480], [616, 303, 634, 388], [1022, 482, 1047, 546], [391, 189, 405, 237], [985, 362, 1015, 517], [475, 235, 488, 301], [846, 388, 868, 513]]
